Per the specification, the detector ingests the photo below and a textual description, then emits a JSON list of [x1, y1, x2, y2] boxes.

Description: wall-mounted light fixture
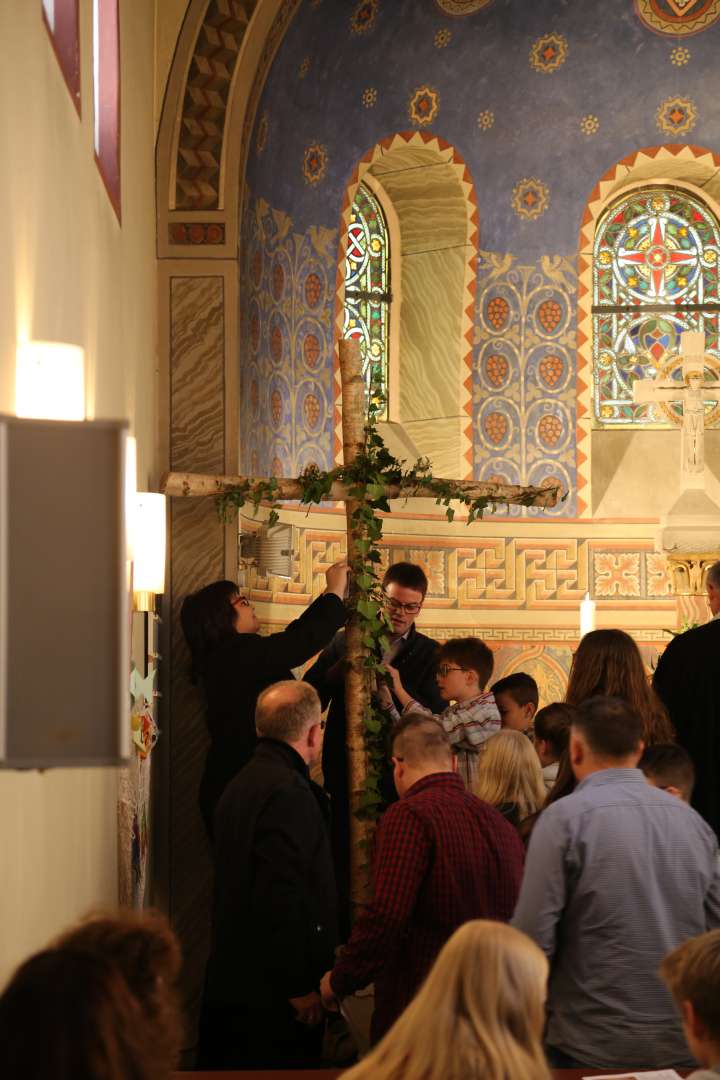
[[133, 492, 166, 612], [16, 340, 86, 421]]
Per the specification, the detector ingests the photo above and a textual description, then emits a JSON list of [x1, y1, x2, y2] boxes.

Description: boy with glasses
[[385, 637, 500, 788]]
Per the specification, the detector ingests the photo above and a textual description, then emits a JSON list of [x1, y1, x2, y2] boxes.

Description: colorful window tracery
[[343, 183, 391, 416], [593, 186, 720, 425]]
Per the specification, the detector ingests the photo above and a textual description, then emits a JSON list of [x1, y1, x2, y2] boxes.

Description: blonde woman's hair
[[474, 730, 546, 820], [341, 920, 551, 1080]]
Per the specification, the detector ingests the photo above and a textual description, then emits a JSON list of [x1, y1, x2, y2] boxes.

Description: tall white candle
[[580, 592, 596, 637]]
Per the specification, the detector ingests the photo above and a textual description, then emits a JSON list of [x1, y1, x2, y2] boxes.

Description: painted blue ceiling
[[244, 0, 720, 260]]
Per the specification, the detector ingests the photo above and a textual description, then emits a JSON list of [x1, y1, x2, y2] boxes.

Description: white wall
[[0, 0, 157, 985]]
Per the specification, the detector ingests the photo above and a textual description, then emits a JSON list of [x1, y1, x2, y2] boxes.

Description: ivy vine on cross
[[162, 339, 563, 909]]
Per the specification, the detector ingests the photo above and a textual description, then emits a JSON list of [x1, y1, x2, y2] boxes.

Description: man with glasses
[[305, 562, 443, 934]]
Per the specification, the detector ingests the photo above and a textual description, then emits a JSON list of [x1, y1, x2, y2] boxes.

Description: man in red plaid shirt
[[320, 714, 524, 1043]]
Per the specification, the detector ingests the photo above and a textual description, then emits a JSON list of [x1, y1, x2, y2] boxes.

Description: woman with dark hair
[[565, 628, 674, 746], [0, 946, 175, 1079], [181, 561, 348, 835]]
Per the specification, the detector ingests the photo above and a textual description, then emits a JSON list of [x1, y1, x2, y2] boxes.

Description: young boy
[[661, 930, 720, 1078], [639, 743, 696, 802], [533, 702, 576, 792], [385, 637, 499, 788], [491, 672, 539, 734]]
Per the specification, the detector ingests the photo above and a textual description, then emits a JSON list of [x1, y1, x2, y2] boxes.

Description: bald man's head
[[255, 681, 321, 744]]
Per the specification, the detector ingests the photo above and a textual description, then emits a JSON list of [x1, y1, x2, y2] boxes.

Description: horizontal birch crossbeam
[[161, 471, 561, 508]]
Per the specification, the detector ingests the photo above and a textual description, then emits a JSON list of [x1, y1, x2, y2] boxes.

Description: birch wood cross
[[163, 339, 561, 909]]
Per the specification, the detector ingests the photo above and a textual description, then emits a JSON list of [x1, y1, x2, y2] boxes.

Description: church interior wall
[[233, 0, 720, 693], [0, 0, 157, 986]]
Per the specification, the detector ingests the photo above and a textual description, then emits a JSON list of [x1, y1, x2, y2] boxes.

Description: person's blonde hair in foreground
[[340, 920, 551, 1080], [474, 729, 547, 830]]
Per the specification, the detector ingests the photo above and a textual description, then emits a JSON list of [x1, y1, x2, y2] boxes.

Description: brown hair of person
[[382, 561, 429, 598], [491, 672, 539, 709], [543, 746, 576, 806], [661, 929, 720, 1039], [533, 702, 576, 758], [438, 637, 494, 688], [55, 909, 182, 1075], [0, 947, 159, 1080], [638, 743, 695, 801], [565, 629, 673, 744]]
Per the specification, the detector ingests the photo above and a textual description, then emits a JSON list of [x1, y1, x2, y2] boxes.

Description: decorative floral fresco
[[240, 194, 337, 476], [473, 250, 577, 515], [239, 0, 720, 487]]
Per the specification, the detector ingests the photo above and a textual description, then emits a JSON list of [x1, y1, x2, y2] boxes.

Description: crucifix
[[163, 339, 560, 905], [633, 331, 720, 489]]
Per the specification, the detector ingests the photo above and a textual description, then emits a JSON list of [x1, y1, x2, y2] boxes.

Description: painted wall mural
[[239, 0, 720, 498]]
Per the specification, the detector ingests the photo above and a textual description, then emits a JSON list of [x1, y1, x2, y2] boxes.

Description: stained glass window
[[593, 187, 720, 425], [343, 184, 391, 415]]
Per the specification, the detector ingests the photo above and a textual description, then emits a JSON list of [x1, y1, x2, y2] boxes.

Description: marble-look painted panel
[[379, 163, 468, 255], [402, 416, 461, 478], [168, 276, 227, 1038], [170, 276, 225, 474], [400, 245, 469, 422]]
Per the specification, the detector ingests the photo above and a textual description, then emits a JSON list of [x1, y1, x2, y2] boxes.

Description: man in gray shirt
[[513, 696, 720, 1071]]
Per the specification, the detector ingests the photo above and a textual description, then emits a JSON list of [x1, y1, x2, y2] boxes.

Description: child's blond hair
[[474, 730, 546, 821]]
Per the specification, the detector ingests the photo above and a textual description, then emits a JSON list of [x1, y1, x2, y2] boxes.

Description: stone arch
[[334, 132, 479, 479], [576, 144, 720, 517]]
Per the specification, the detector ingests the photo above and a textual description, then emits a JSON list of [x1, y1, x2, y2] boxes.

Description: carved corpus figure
[[633, 331, 720, 488]]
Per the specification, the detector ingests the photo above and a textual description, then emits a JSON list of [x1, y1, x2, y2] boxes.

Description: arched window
[[343, 183, 391, 416], [593, 185, 720, 426]]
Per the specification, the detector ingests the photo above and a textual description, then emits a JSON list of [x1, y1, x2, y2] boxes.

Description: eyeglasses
[[437, 664, 465, 678], [383, 594, 423, 615], [231, 594, 251, 608]]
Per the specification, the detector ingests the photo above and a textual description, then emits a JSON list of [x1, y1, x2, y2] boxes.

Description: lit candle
[[580, 592, 596, 637]]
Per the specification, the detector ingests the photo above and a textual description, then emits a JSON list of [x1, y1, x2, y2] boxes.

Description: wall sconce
[[16, 340, 86, 421], [133, 493, 166, 612]]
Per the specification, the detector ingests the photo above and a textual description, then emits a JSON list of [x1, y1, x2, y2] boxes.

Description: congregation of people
[[4, 559, 720, 1078]]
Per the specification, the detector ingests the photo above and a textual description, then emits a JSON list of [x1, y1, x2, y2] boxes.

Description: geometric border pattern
[[332, 130, 480, 476], [576, 143, 720, 517]]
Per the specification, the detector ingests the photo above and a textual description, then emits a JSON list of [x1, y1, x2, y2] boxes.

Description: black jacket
[[204, 739, 338, 1009], [304, 623, 444, 795], [653, 618, 720, 837], [197, 592, 346, 833]]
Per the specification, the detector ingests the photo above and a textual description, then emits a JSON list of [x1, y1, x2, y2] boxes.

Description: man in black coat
[[305, 561, 443, 933], [197, 681, 338, 1069], [653, 560, 720, 839]]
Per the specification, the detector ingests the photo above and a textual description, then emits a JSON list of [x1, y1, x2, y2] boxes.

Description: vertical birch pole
[[338, 338, 373, 912]]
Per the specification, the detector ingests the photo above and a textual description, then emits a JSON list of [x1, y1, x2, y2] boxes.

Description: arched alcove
[[334, 132, 479, 479], [576, 145, 720, 517]]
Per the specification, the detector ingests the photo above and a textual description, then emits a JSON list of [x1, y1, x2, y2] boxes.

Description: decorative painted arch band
[[576, 143, 720, 518], [332, 130, 480, 478]]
